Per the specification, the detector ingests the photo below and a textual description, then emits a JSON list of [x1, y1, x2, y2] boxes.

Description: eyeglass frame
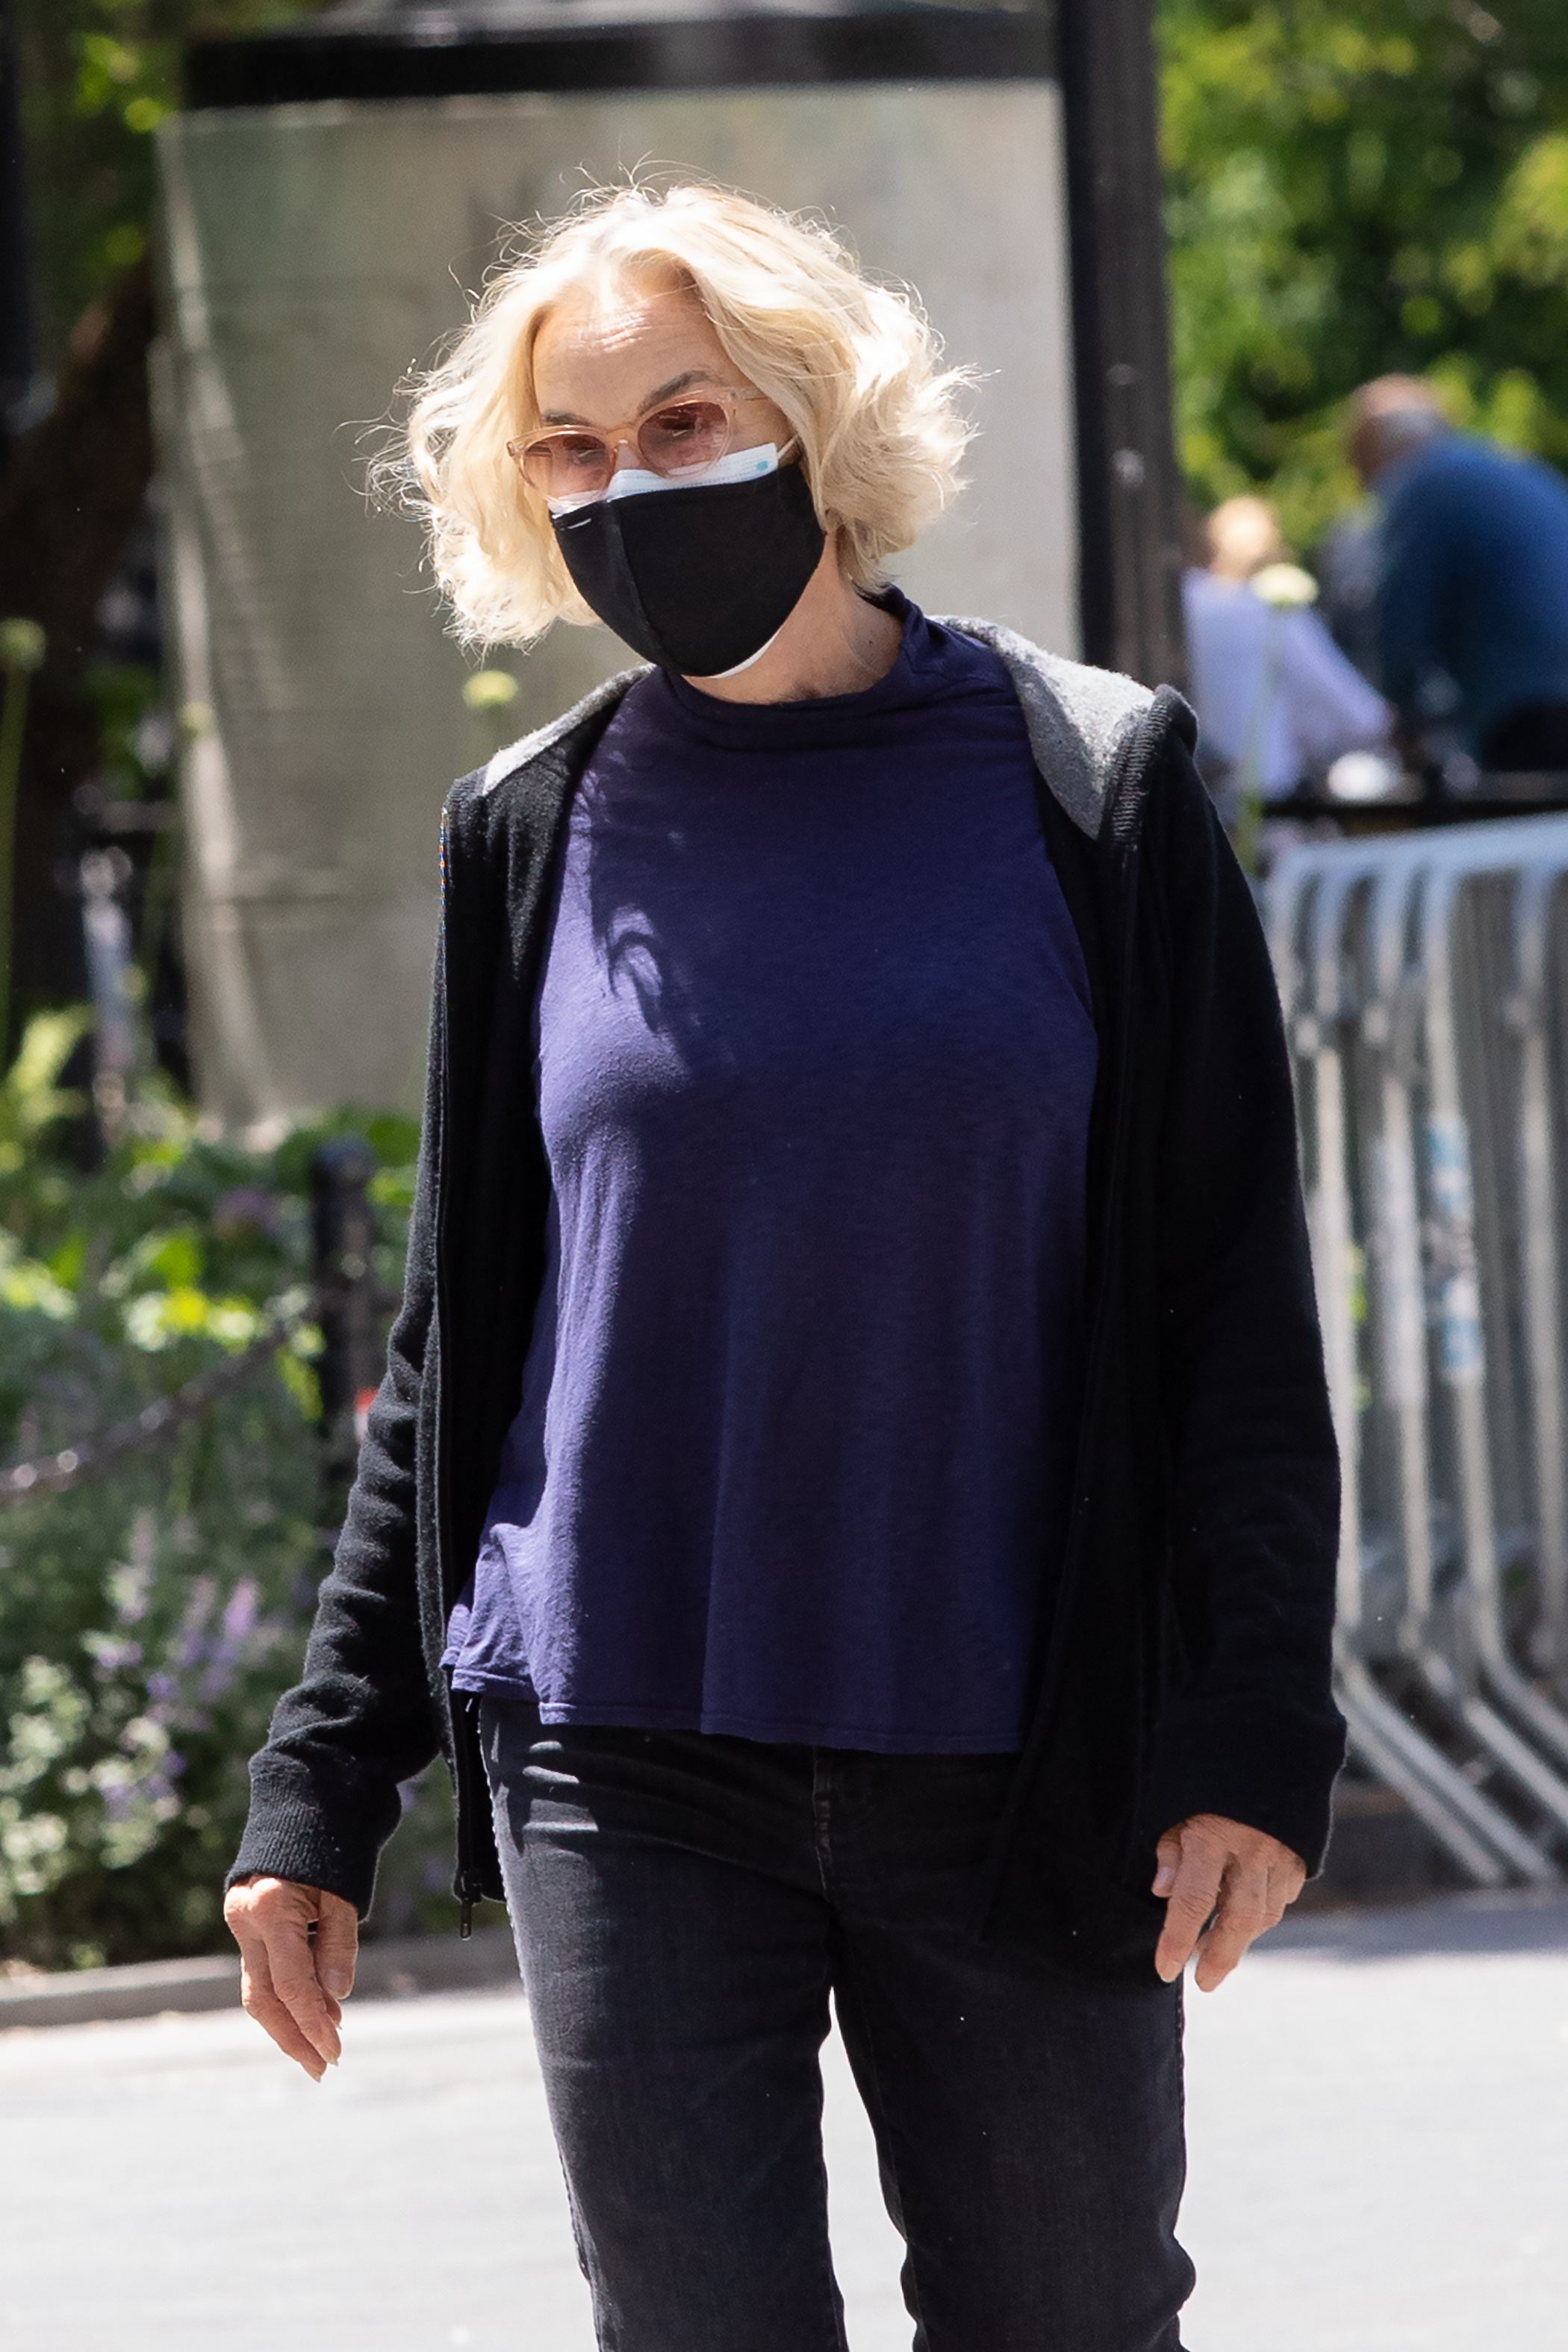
[[507, 385, 780, 497]]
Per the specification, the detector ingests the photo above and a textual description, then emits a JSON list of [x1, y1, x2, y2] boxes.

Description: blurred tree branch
[[0, 258, 155, 649], [14, 3, 329, 366], [0, 258, 155, 1024], [0, 4, 328, 1033]]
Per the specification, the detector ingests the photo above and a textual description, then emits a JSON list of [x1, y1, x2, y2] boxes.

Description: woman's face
[[529, 278, 792, 477]]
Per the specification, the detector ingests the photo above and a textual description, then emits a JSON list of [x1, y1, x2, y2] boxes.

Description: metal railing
[[1269, 817, 1568, 1884]]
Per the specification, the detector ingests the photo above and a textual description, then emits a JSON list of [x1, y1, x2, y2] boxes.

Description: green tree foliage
[[1161, 0, 1568, 548], [13, 1, 326, 367]]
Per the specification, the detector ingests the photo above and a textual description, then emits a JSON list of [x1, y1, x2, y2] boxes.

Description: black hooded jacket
[[230, 621, 1345, 1985]]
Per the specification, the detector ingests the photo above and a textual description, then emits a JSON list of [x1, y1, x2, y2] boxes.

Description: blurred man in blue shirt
[[1351, 376, 1568, 772]]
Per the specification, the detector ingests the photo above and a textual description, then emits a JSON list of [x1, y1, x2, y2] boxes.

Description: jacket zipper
[[452, 1690, 482, 1940]]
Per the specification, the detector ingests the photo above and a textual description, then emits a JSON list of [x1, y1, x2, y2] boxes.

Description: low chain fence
[[0, 1138, 399, 1524], [0, 1299, 311, 1511]]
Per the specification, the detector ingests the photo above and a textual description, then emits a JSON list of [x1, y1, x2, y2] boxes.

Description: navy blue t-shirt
[[443, 599, 1098, 1752]]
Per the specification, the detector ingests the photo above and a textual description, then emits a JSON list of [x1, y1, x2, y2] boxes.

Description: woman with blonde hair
[[225, 182, 1342, 2351]]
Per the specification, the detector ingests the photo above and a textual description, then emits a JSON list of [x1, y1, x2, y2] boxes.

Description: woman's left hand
[[1151, 1814, 1306, 1991]]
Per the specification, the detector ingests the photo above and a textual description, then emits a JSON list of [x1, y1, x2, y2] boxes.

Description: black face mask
[[551, 461, 825, 677]]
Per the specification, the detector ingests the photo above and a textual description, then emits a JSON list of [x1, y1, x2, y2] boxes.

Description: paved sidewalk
[[1, 1890, 1564, 2351], [1180, 1888, 1568, 2352]]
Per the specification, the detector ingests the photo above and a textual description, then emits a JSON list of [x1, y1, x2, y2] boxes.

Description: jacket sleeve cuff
[[1145, 1711, 1348, 1876], [226, 1749, 400, 1917]]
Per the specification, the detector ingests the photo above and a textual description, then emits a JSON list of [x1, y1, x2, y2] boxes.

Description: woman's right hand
[[223, 1875, 360, 2080]]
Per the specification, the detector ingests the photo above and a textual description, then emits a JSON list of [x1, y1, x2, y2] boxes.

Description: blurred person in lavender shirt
[[1183, 495, 1391, 818]]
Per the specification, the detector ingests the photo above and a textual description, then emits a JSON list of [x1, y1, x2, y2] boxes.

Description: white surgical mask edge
[[547, 442, 780, 517]]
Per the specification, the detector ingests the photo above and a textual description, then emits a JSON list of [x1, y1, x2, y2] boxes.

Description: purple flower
[[88, 1637, 143, 1676], [171, 1576, 217, 1670], [221, 1578, 259, 1647], [195, 1576, 264, 1701]]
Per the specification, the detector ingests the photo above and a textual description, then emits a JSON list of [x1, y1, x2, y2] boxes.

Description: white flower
[[1251, 561, 1319, 609]]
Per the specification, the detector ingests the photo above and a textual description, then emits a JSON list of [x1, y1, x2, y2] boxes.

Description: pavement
[[1, 1889, 1565, 2352]]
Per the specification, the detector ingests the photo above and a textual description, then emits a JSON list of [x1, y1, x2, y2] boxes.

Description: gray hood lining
[[936, 617, 1157, 840]]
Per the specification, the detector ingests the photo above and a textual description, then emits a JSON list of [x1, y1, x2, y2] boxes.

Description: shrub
[[0, 1016, 461, 1970]]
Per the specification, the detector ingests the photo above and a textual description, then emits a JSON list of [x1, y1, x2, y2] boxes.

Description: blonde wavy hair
[[396, 181, 974, 647]]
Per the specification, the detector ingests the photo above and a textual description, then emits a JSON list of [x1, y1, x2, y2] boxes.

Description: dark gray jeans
[[480, 1698, 1193, 2352]]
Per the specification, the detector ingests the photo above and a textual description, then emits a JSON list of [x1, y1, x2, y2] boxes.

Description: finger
[[1272, 1852, 1308, 1912], [1246, 1862, 1303, 1948], [1192, 1866, 1272, 1993], [314, 1894, 359, 2002], [268, 1931, 343, 2068], [1259, 1858, 1296, 1932], [1154, 1842, 1226, 1983], [1151, 1831, 1183, 1897], [234, 1930, 329, 2080]]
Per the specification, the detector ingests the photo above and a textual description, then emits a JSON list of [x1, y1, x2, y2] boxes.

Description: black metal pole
[[0, 0, 33, 448], [310, 1135, 383, 1539], [1059, 0, 1186, 689]]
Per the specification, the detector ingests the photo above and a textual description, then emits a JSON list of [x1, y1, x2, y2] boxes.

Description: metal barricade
[[1268, 818, 1568, 1885]]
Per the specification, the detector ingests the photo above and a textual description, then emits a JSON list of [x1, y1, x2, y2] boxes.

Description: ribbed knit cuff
[[226, 1750, 388, 1917], [1145, 1711, 1348, 1877]]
